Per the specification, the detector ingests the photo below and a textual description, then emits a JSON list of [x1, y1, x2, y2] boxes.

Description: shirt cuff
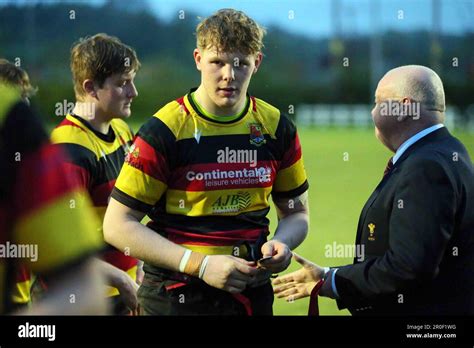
[[331, 268, 340, 299]]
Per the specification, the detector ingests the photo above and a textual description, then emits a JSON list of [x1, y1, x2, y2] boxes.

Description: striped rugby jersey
[[112, 91, 308, 260], [0, 84, 103, 313], [51, 114, 138, 296]]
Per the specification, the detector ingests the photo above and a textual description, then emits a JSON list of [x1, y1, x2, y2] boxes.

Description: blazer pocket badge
[[368, 223, 376, 241]]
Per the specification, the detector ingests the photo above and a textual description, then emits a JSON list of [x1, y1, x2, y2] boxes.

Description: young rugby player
[[51, 34, 141, 315], [104, 9, 309, 315], [0, 59, 107, 314]]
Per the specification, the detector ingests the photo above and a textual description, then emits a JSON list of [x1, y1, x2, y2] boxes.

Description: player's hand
[[272, 253, 323, 301], [201, 255, 259, 293], [258, 240, 292, 274], [115, 271, 139, 313], [136, 261, 144, 286], [247, 268, 273, 288]]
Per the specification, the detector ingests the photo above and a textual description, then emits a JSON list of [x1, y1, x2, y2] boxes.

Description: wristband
[[179, 249, 192, 273], [184, 251, 206, 277], [198, 256, 210, 279], [322, 267, 330, 281]]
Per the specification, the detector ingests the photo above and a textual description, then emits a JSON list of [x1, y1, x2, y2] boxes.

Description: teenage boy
[[51, 33, 141, 315], [104, 9, 309, 315]]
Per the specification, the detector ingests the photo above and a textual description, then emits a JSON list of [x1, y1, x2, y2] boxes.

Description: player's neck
[[72, 102, 111, 135], [194, 85, 246, 117]]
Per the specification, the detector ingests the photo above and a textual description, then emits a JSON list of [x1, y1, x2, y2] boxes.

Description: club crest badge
[[368, 223, 376, 241], [125, 144, 140, 163], [249, 123, 266, 147]]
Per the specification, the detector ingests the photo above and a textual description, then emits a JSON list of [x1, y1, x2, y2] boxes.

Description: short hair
[[70, 33, 141, 99], [0, 59, 37, 99], [196, 9, 266, 56]]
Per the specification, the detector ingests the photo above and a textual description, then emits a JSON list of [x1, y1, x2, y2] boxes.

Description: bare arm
[[103, 198, 188, 271], [103, 198, 258, 293], [273, 191, 310, 248], [258, 191, 310, 273]]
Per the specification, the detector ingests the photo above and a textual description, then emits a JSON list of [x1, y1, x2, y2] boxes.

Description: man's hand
[[114, 270, 139, 314], [201, 255, 259, 293], [257, 240, 292, 274], [136, 261, 144, 286], [272, 253, 324, 301], [97, 259, 139, 314]]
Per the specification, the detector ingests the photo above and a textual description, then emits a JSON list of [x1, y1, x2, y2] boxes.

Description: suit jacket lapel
[[354, 172, 393, 247], [354, 127, 451, 248]]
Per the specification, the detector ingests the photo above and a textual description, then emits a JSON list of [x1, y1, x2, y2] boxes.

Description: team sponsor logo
[[212, 191, 251, 213], [249, 123, 266, 146], [186, 166, 272, 187], [217, 147, 257, 167]]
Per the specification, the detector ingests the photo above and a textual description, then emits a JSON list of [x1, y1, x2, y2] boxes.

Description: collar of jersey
[[68, 113, 115, 142], [185, 88, 252, 125]]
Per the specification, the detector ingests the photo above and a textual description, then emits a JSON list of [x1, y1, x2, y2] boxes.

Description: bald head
[[378, 65, 445, 122], [372, 65, 446, 152]]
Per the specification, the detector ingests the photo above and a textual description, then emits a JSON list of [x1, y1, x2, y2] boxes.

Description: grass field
[[271, 127, 394, 315]]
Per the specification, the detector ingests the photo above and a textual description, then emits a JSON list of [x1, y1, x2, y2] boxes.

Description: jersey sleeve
[[50, 122, 98, 190], [52, 142, 96, 190], [2, 98, 103, 275], [272, 114, 309, 199], [111, 116, 175, 213]]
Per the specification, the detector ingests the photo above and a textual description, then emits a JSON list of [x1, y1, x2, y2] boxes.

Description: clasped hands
[[201, 239, 292, 293]]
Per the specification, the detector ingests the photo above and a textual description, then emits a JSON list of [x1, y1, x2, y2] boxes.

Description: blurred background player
[[0, 58, 107, 314], [50, 33, 142, 315], [1, 58, 40, 310], [104, 9, 309, 315]]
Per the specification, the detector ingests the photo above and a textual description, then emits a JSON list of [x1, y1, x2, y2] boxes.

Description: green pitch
[[270, 127, 394, 316]]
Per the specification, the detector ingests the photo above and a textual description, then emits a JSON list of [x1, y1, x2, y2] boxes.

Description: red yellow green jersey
[[0, 84, 103, 313], [51, 114, 138, 296], [112, 91, 308, 260]]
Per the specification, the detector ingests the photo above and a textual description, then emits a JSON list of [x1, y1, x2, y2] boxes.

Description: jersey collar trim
[[68, 113, 116, 143], [185, 87, 252, 125]]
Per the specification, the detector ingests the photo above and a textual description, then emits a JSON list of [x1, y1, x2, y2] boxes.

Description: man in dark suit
[[273, 65, 474, 315]]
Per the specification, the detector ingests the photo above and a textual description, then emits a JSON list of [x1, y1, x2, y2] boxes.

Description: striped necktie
[[383, 157, 394, 177]]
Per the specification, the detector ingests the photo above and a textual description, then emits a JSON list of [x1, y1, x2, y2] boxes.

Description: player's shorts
[[137, 267, 273, 315]]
